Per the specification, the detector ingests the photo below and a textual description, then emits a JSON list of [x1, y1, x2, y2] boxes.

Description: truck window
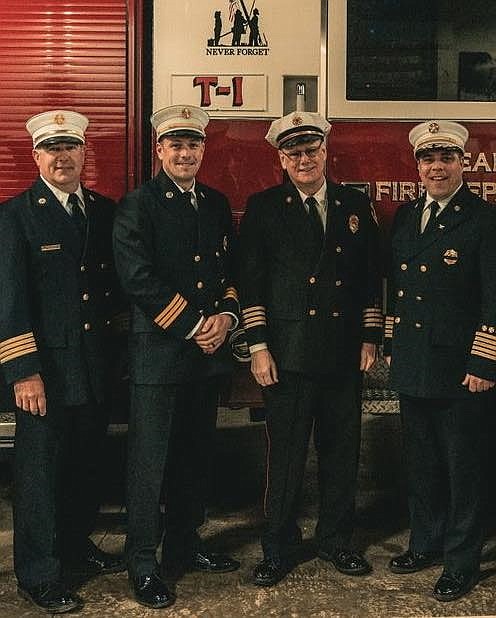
[[347, 0, 496, 103]]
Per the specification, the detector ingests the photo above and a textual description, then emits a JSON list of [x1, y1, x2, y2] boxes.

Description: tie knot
[[429, 200, 439, 214], [68, 193, 79, 209], [305, 196, 318, 208]]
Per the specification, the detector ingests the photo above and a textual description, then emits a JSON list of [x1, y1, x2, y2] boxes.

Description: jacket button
[[100, 263, 108, 270], [215, 251, 220, 257], [415, 295, 422, 301], [214, 300, 219, 308], [309, 276, 316, 284], [82, 293, 89, 301], [80, 265, 86, 272], [309, 309, 316, 316], [489, 327, 495, 334], [335, 280, 342, 287], [482, 325, 488, 331], [197, 281, 204, 289], [397, 290, 404, 297], [415, 322, 422, 328], [332, 311, 340, 317], [420, 264, 427, 272], [194, 255, 201, 262], [336, 246, 342, 253], [400, 263, 407, 271], [104, 291, 111, 297], [394, 317, 401, 323], [83, 323, 91, 331]]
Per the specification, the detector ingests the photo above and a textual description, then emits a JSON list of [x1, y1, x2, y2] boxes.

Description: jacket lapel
[[30, 178, 82, 261], [402, 186, 474, 261], [279, 182, 319, 264]]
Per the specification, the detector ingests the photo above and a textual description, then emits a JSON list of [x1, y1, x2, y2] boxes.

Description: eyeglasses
[[281, 143, 323, 162]]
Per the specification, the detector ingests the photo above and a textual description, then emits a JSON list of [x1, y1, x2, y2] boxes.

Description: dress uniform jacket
[[112, 169, 239, 384], [0, 177, 123, 406], [239, 180, 383, 374], [384, 183, 496, 398]]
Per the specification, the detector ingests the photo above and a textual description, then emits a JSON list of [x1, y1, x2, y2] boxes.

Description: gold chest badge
[[349, 214, 359, 234], [443, 248, 458, 265]]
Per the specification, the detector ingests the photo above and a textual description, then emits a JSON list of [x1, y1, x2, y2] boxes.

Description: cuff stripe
[[362, 307, 383, 329], [242, 305, 267, 329], [471, 330, 496, 361], [0, 332, 38, 364], [223, 286, 239, 301], [384, 315, 395, 339], [154, 294, 188, 329]]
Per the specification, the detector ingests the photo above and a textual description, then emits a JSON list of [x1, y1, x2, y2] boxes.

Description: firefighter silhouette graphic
[[208, 1, 267, 47]]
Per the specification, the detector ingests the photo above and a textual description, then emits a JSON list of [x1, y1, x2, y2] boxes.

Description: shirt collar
[[297, 181, 327, 208], [425, 182, 463, 209], [166, 173, 197, 200], [40, 176, 84, 210]]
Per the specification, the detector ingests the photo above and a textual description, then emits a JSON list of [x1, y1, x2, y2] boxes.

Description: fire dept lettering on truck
[[375, 152, 496, 204]]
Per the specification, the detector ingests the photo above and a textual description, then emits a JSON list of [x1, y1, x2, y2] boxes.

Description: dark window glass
[[346, 0, 496, 102]]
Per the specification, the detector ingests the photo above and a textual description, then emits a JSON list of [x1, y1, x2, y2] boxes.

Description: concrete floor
[[0, 410, 495, 618]]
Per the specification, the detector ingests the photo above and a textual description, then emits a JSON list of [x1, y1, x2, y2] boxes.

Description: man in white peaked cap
[[0, 110, 126, 612], [384, 120, 496, 601], [238, 110, 383, 586], [113, 104, 240, 609]]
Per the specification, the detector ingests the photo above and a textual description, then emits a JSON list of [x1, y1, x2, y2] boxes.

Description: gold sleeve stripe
[[363, 320, 384, 328], [362, 307, 383, 328], [242, 306, 266, 329], [363, 307, 383, 316], [223, 286, 239, 301], [384, 315, 395, 339], [0, 332, 38, 364], [472, 343, 496, 355], [474, 331, 496, 346], [154, 294, 188, 329], [471, 331, 496, 361], [471, 347, 496, 361]]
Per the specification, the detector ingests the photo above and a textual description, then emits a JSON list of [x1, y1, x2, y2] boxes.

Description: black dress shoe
[[18, 582, 83, 614], [132, 573, 175, 609], [433, 570, 479, 602], [318, 548, 372, 576], [67, 543, 126, 575], [253, 557, 289, 587], [389, 550, 440, 574], [190, 551, 240, 573]]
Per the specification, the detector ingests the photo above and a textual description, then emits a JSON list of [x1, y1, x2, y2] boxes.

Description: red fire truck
[[0, 0, 495, 442]]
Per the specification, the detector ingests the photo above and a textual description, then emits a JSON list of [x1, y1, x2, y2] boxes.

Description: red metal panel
[[199, 119, 496, 232], [0, 1, 130, 202]]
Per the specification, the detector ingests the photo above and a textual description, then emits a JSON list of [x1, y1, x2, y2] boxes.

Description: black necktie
[[182, 190, 197, 215], [305, 196, 324, 243], [68, 193, 87, 241], [422, 200, 439, 234]]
